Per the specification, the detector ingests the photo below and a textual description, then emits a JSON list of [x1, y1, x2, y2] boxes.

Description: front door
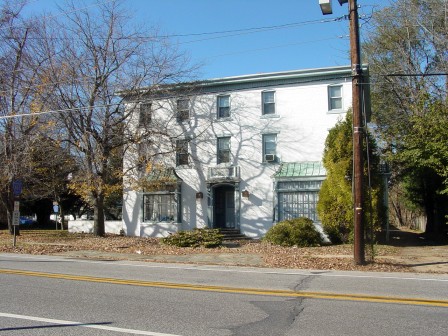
[[214, 185, 235, 228]]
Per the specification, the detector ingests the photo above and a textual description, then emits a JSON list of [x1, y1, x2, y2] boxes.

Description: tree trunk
[[93, 194, 105, 236], [423, 173, 446, 237]]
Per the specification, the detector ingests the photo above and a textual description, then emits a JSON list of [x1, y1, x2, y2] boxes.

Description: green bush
[[162, 228, 223, 248], [263, 217, 323, 247], [317, 111, 385, 244]]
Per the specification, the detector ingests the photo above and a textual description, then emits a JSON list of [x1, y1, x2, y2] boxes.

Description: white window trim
[[262, 133, 278, 163], [176, 98, 190, 122], [328, 84, 344, 113], [262, 90, 276, 115], [217, 136, 231, 165], [142, 193, 178, 223], [176, 139, 189, 166], [217, 94, 231, 119]]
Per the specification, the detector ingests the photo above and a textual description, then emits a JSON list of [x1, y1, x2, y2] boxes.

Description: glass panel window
[[262, 133, 277, 162], [217, 95, 230, 118], [177, 98, 190, 122], [262, 91, 275, 115], [278, 191, 320, 222], [176, 139, 188, 166], [143, 194, 176, 222], [217, 137, 231, 164], [329, 85, 342, 110], [139, 102, 151, 126]]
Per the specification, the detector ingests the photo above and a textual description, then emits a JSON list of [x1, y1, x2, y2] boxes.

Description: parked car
[[19, 216, 37, 226]]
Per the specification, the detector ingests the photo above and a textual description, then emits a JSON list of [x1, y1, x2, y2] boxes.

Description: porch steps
[[219, 228, 251, 241]]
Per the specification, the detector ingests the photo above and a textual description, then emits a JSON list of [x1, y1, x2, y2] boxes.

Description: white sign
[[12, 210, 20, 226], [14, 201, 20, 211]]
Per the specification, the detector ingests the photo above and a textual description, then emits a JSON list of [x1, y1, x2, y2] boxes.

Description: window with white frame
[[328, 85, 343, 110], [176, 98, 190, 122], [277, 180, 323, 222], [262, 133, 277, 162], [176, 139, 189, 166], [262, 91, 275, 115], [139, 102, 152, 126], [143, 194, 176, 222], [217, 137, 231, 164], [217, 95, 230, 118]]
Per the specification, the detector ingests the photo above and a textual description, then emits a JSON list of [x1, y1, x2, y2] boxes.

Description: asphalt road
[[0, 253, 447, 336]]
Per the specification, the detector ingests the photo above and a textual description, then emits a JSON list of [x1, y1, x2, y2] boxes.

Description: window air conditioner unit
[[265, 154, 275, 162]]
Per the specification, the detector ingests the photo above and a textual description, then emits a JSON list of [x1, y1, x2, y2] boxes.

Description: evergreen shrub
[[162, 228, 223, 248], [263, 217, 323, 247]]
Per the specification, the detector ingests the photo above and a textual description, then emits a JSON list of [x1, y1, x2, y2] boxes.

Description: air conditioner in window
[[265, 154, 276, 162]]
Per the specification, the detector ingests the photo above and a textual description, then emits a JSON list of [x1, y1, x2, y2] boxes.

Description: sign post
[[12, 210, 20, 247], [12, 180, 23, 247], [53, 202, 59, 230]]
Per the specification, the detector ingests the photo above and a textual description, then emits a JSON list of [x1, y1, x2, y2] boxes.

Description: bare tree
[[363, 0, 448, 236], [45, 0, 197, 236], [0, 0, 54, 232]]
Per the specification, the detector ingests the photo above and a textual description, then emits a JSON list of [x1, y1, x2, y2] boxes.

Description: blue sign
[[53, 205, 59, 213], [12, 180, 22, 196]]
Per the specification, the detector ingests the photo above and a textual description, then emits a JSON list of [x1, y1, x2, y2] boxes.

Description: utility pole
[[320, 0, 365, 264], [349, 0, 365, 265]]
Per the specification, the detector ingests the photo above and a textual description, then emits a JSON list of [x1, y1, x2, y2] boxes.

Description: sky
[[22, 0, 391, 80]]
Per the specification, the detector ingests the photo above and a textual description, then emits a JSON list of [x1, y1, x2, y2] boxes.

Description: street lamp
[[319, 0, 365, 265], [319, 0, 348, 15]]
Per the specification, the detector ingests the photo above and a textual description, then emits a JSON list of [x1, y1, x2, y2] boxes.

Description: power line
[[11, 16, 346, 42], [157, 17, 345, 39], [0, 102, 122, 120]]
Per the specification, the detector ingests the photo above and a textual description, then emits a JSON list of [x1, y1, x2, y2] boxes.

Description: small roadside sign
[[12, 180, 22, 196], [14, 201, 20, 211], [12, 210, 20, 226]]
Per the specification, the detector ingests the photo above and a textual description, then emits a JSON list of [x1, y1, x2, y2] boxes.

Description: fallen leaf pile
[[0, 230, 426, 273]]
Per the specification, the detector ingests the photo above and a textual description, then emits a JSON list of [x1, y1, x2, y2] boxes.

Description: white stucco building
[[122, 65, 360, 238]]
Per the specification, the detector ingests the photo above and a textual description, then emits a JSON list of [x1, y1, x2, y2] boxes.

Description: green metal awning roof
[[142, 167, 181, 192], [146, 167, 180, 183], [274, 162, 326, 178]]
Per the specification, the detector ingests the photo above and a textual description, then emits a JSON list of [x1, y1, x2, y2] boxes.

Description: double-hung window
[[262, 91, 275, 115], [217, 95, 230, 119], [176, 139, 189, 166], [328, 85, 343, 111], [176, 98, 190, 122], [217, 137, 231, 164], [262, 134, 277, 162], [139, 102, 151, 126]]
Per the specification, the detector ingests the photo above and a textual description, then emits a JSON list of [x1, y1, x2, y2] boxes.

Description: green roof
[[146, 167, 180, 183], [274, 162, 326, 178]]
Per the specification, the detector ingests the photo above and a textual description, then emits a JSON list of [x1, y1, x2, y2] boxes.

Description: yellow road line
[[1, 268, 448, 308]]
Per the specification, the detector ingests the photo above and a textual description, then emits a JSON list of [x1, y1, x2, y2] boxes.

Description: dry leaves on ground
[[0, 230, 407, 272]]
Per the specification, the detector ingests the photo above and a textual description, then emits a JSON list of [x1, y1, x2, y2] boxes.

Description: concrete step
[[219, 228, 252, 241]]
